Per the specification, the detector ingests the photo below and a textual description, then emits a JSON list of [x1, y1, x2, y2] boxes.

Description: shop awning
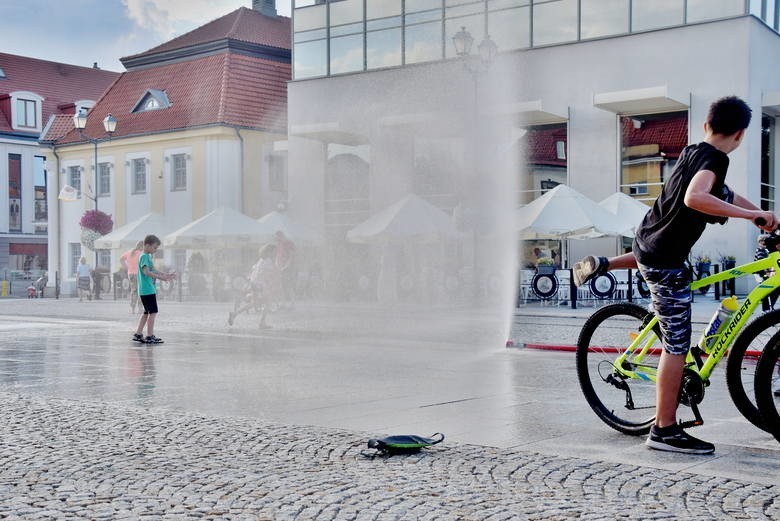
[[486, 100, 568, 126], [9, 243, 47, 256], [594, 86, 689, 115], [290, 122, 367, 145], [763, 91, 780, 117]]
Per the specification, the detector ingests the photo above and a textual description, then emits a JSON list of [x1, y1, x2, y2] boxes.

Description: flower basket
[[80, 228, 102, 251]]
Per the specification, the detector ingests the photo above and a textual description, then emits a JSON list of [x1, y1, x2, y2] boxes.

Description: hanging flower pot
[[81, 228, 102, 251], [79, 209, 113, 252]]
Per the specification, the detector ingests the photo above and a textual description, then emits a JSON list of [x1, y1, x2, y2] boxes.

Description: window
[[34, 156, 47, 223], [521, 123, 568, 205], [330, 33, 364, 74], [132, 158, 147, 193], [97, 250, 111, 270], [367, 27, 402, 69], [580, 0, 629, 39], [488, 5, 530, 51], [413, 137, 461, 209], [70, 243, 82, 276], [533, 0, 578, 46], [761, 114, 776, 211], [98, 162, 111, 196], [68, 166, 82, 198], [269, 153, 288, 192], [131, 89, 171, 113], [172, 153, 187, 191], [9, 154, 21, 232], [15, 98, 37, 128], [620, 111, 687, 204], [294, 39, 328, 78], [687, 0, 744, 23], [405, 21, 443, 64], [555, 140, 566, 160], [632, 0, 684, 32]]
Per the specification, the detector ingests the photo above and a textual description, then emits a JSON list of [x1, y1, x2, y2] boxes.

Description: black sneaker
[[132, 333, 145, 343], [572, 256, 608, 287], [645, 424, 715, 454], [145, 335, 164, 344]]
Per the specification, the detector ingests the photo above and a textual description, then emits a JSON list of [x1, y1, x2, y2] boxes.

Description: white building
[[288, 0, 780, 296]]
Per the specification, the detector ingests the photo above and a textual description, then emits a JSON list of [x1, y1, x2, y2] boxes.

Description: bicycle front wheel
[[754, 333, 780, 443], [725, 309, 780, 433], [577, 303, 661, 435]]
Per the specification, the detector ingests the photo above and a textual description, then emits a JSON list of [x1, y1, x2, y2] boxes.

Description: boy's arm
[[141, 265, 175, 281], [684, 170, 778, 230]]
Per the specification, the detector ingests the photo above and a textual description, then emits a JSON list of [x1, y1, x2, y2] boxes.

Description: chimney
[[252, 0, 277, 16]]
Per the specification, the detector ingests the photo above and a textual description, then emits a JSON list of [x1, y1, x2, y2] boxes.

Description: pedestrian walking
[[120, 241, 144, 313], [76, 257, 92, 301], [274, 230, 296, 308], [132, 235, 176, 344]]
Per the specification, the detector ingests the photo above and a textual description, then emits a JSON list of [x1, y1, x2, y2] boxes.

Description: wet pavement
[[0, 296, 777, 519]]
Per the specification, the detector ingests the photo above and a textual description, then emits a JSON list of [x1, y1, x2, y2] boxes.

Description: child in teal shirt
[[133, 234, 176, 344]]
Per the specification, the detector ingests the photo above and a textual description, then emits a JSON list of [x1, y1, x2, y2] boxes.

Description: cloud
[[122, 0, 267, 41]]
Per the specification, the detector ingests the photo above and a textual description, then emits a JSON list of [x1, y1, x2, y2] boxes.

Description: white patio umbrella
[[94, 212, 175, 250], [256, 210, 323, 245], [517, 184, 626, 240], [163, 206, 267, 248], [598, 192, 650, 237], [346, 194, 458, 244]]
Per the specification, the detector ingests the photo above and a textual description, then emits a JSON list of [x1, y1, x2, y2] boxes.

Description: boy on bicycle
[[574, 96, 778, 454]]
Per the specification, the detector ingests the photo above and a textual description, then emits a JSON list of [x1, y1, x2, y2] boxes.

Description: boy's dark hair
[[707, 96, 752, 135], [144, 234, 161, 246]]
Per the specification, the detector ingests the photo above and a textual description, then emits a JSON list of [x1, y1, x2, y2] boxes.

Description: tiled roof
[[50, 52, 290, 143], [123, 7, 290, 64], [0, 53, 119, 135], [41, 114, 77, 142], [622, 113, 688, 158]]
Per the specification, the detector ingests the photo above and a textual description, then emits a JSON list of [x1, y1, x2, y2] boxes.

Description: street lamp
[[72, 109, 117, 298], [451, 26, 498, 301], [72, 109, 117, 212]]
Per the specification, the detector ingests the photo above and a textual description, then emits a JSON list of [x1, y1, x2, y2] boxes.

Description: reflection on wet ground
[[0, 299, 777, 485]]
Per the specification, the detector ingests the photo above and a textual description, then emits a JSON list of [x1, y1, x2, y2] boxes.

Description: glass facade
[[294, 0, 776, 80]]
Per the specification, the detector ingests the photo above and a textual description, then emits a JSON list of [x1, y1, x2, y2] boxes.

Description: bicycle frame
[[615, 251, 780, 383]]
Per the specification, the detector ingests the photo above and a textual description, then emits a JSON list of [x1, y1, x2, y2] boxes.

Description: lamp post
[[452, 26, 497, 301], [72, 109, 117, 298]]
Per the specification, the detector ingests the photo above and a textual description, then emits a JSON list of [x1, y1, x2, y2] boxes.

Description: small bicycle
[[576, 231, 780, 439]]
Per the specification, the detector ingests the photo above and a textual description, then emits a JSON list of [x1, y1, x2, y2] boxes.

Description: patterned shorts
[[637, 263, 693, 355]]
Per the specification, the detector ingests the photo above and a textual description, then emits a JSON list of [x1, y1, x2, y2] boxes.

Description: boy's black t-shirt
[[633, 142, 730, 268]]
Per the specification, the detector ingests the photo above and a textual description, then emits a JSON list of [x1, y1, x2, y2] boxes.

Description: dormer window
[[132, 89, 171, 113], [74, 100, 95, 116], [10, 91, 44, 132]]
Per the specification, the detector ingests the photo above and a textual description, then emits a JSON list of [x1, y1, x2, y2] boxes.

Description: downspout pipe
[[232, 126, 245, 213], [51, 144, 61, 298]]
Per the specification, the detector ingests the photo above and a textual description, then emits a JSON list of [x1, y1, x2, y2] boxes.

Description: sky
[[0, 0, 292, 72]]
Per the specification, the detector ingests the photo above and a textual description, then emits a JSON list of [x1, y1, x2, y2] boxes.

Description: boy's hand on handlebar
[[753, 211, 779, 231]]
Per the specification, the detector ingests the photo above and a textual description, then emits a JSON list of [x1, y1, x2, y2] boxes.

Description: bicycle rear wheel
[[725, 309, 780, 433], [754, 333, 780, 442], [577, 303, 661, 435]]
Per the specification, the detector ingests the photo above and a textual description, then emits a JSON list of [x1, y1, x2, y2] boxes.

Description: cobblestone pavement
[[1, 391, 778, 521]]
